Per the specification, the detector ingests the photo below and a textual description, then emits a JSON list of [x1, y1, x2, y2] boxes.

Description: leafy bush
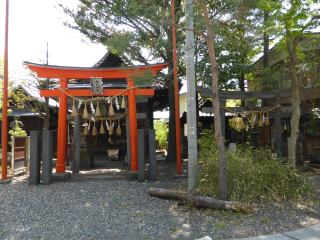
[[197, 126, 314, 204], [8, 120, 27, 146], [154, 120, 168, 148]]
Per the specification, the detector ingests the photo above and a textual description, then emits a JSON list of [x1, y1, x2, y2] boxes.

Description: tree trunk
[[43, 78, 51, 130], [148, 188, 252, 213], [201, 2, 228, 200], [43, 96, 50, 130], [287, 40, 300, 170], [239, 73, 245, 107]]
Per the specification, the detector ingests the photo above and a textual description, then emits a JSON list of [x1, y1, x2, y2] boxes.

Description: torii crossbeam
[[23, 62, 168, 173]]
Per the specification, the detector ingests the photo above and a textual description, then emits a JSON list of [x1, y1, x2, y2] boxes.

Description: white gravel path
[[1, 161, 320, 240]]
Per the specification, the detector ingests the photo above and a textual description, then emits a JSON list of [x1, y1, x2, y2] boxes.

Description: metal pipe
[[172, 0, 182, 175], [2, 0, 9, 180]]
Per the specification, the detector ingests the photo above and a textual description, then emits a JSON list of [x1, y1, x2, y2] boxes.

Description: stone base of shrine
[[53, 172, 71, 181], [128, 170, 138, 175], [0, 179, 12, 184]]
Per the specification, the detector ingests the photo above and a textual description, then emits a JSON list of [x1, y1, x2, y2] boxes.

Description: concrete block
[[148, 129, 156, 181], [283, 225, 320, 240], [42, 131, 53, 185], [29, 131, 41, 185], [138, 129, 145, 182], [231, 234, 292, 240], [52, 172, 71, 181]]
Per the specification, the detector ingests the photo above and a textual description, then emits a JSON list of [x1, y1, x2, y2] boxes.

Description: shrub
[[8, 120, 27, 146], [197, 126, 315, 204], [154, 120, 168, 148]]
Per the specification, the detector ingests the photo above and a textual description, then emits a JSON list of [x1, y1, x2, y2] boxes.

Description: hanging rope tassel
[[71, 99, 77, 117], [83, 103, 89, 119], [100, 120, 105, 134], [116, 119, 122, 135], [109, 99, 114, 115], [231, 114, 236, 128], [92, 121, 97, 136], [250, 114, 255, 126], [287, 119, 290, 132], [240, 114, 246, 129], [109, 120, 113, 134], [259, 112, 263, 127], [95, 100, 101, 117], [265, 110, 270, 126], [121, 93, 126, 109], [281, 120, 284, 133], [84, 120, 89, 135]]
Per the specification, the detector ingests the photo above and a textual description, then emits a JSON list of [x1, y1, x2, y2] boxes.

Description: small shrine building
[[24, 58, 168, 173]]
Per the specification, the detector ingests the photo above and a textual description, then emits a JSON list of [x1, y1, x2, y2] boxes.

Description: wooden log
[[148, 187, 252, 213]]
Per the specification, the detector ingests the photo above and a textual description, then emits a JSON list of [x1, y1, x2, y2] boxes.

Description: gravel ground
[[1, 160, 320, 240]]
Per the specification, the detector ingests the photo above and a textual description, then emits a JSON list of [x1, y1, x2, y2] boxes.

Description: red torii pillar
[[23, 62, 169, 173]]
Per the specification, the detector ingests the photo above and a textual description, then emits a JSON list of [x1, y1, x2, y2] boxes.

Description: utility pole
[[186, 0, 197, 192], [1, 0, 9, 181], [44, 42, 50, 130]]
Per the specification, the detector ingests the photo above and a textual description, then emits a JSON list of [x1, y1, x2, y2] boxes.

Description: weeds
[[170, 227, 179, 232], [197, 126, 315, 204], [214, 221, 226, 228]]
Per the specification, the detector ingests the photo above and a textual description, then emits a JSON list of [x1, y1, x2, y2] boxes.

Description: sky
[[0, 0, 106, 82]]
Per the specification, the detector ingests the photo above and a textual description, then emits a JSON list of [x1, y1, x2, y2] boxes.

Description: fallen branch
[[148, 187, 252, 213]]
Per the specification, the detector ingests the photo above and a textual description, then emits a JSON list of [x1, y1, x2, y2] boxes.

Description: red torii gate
[[24, 62, 168, 173]]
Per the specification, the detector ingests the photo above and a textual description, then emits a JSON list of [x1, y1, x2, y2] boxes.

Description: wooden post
[[125, 108, 131, 170], [56, 77, 68, 173], [273, 98, 283, 157], [73, 108, 81, 173], [127, 78, 138, 172], [220, 98, 227, 139]]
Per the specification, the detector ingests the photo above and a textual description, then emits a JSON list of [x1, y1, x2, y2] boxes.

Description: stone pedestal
[[29, 131, 41, 185]]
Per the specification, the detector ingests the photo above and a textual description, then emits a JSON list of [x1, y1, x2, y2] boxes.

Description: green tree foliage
[[10, 64, 58, 130], [154, 120, 168, 148], [257, 0, 320, 169], [59, 0, 185, 162], [8, 120, 27, 146], [197, 125, 314, 203], [195, 18, 260, 91]]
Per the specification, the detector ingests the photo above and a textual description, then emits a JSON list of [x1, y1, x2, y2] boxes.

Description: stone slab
[[30, 131, 41, 185], [173, 174, 187, 179], [149, 129, 156, 181], [42, 131, 53, 185], [52, 172, 71, 181], [0, 179, 12, 184], [138, 129, 145, 182], [128, 171, 138, 175], [231, 234, 293, 240], [283, 225, 320, 240]]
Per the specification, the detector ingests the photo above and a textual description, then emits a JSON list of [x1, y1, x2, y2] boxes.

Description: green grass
[[197, 126, 315, 204], [214, 221, 226, 228]]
